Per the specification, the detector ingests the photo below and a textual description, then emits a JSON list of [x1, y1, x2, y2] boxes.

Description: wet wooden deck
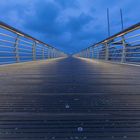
[[0, 57, 140, 140]]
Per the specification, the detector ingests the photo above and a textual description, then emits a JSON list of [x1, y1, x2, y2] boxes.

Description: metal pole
[[91, 47, 94, 59], [121, 36, 126, 63], [87, 49, 89, 58], [14, 35, 20, 62], [82, 51, 83, 57], [42, 48, 45, 59], [47, 48, 49, 59], [48, 47, 51, 59], [51, 48, 54, 58], [120, 9, 126, 63], [87, 48, 89, 58], [53, 49, 55, 58], [107, 8, 111, 37], [50, 48, 52, 58], [105, 43, 109, 61], [54, 49, 57, 58], [88, 48, 90, 58], [120, 9, 124, 31], [32, 41, 36, 61], [89, 48, 91, 58], [55, 50, 57, 58], [97, 47, 100, 59], [85, 50, 87, 58]]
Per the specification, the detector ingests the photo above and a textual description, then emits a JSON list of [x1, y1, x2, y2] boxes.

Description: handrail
[[96, 22, 140, 45], [0, 21, 67, 64], [0, 21, 65, 51], [75, 22, 140, 64]]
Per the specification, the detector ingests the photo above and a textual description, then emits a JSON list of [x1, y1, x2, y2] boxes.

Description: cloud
[[54, 0, 78, 9], [66, 13, 93, 32], [0, 0, 140, 54], [22, 1, 94, 53], [24, 1, 61, 35]]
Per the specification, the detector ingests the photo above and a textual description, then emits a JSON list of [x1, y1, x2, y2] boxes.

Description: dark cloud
[[23, 1, 94, 53], [66, 13, 93, 32], [54, 0, 78, 8], [24, 1, 61, 35], [0, 0, 140, 54]]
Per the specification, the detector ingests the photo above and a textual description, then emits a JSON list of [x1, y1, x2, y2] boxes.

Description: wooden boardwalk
[[0, 57, 140, 140]]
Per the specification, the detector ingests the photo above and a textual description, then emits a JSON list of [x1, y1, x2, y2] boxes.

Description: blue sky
[[0, 0, 140, 54]]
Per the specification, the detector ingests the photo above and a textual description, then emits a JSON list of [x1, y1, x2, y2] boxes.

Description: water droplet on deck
[[123, 136, 127, 139], [65, 104, 70, 109], [77, 127, 83, 132], [15, 127, 18, 130], [74, 98, 79, 101]]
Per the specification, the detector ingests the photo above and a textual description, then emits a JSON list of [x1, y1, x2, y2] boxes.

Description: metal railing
[[75, 22, 140, 64], [0, 21, 67, 65]]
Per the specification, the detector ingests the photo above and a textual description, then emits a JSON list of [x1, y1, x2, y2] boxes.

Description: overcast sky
[[0, 0, 140, 54]]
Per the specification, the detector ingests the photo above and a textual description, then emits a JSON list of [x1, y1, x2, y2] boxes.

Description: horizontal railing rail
[[74, 22, 140, 64], [0, 21, 67, 65]]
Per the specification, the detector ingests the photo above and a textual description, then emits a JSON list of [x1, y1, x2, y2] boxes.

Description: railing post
[[88, 48, 90, 58], [121, 36, 126, 63], [85, 49, 87, 58], [32, 41, 36, 61], [52, 48, 54, 58], [50, 48, 52, 58], [54, 49, 56, 58], [51, 48, 53, 58], [53, 49, 55, 58], [42, 48, 45, 59], [91, 47, 94, 59], [84, 50, 86, 57], [55, 50, 57, 58], [48, 47, 50, 59], [83, 51, 85, 58], [80, 52, 82, 57], [14, 35, 20, 62], [97, 47, 100, 59], [47, 48, 49, 59], [105, 43, 109, 61], [87, 48, 89, 58]]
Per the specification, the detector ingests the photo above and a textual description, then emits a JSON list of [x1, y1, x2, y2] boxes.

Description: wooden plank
[[0, 57, 140, 139]]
